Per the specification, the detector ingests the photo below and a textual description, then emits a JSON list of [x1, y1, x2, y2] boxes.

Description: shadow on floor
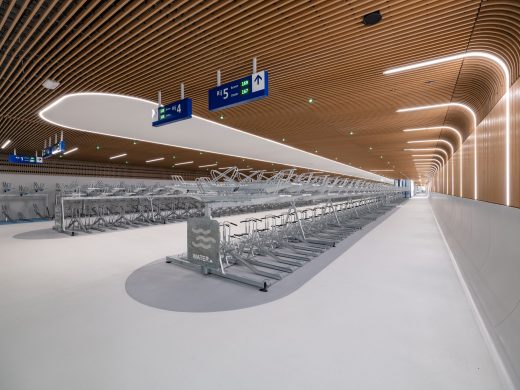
[[13, 227, 67, 240], [125, 203, 405, 313]]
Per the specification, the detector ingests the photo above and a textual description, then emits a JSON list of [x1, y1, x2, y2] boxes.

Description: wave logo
[[191, 227, 217, 250]]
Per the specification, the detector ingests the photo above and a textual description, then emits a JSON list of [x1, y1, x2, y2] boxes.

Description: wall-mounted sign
[[208, 70, 268, 111], [42, 140, 65, 158], [152, 98, 192, 127], [8, 154, 43, 164]]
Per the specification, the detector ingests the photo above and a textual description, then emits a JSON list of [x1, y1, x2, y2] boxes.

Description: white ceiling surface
[[40, 93, 392, 183]]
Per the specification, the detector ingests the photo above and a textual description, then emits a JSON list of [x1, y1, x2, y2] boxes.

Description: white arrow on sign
[[252, 71, 265, 92]]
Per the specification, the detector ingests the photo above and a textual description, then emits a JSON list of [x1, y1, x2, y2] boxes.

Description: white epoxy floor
[[0, 199, 503, 390]]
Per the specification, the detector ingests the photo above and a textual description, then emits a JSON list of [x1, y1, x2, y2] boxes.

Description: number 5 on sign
[[208, 70, 268, 111]]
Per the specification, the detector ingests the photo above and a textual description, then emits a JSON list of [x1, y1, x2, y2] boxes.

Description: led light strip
[[411, 153, 446, 192], [63, 147, 78, 155], [406, 148, 448, 193], [109, 153, 127, 160], [199, 163, 218, 168], [404, 126, 463, 196], [415, 161, 440, 167], [146, 157, 164, 163], [174, 161, 194, 166], [407, 139, 453, 154], [407, 139, 454, 195], [1, 139, 11, 149], [415, 161, 441, 172], [415, 163, 441, 171], [405, 148, 448, 160], [388, 51, 510, 205]]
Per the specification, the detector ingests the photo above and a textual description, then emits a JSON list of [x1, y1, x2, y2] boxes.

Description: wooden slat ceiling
[[0, 0, 519, 180]]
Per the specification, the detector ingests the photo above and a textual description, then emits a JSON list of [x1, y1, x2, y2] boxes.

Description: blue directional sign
[[8, 154, 43, 164], [152, 98, 192, 127], [42, 140, 65, 158], [208, 70, 268, 111]]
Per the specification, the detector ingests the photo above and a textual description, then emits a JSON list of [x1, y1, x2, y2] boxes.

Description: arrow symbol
[[254, 74, 262, 84]]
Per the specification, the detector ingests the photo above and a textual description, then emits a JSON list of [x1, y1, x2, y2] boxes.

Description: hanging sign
[[208, 70, 268, 111], [42, 140, 65, 158], [8, 155, 43, 164], [152, 98, 192, 127]]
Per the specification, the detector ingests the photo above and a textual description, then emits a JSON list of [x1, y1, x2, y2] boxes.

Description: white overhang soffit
[[39, 93, 392, 183]]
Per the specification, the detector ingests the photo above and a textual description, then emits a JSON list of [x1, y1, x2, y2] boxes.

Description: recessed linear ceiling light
[[388, 52, 509, 204], [408, 140, 455, 194], [403, 127, 463, 145], [174, 161, 193, 166], [199, 163, 218, 168], [218, 166, 234, 170], [412, 154, 445, 162], [403, 126, 463, 197], [109, 153, 127, 160], [42, 79, 60, 90], [404, 148, 448, 159], [63, 147, 78, 155], [413, 157, 442, 161], [238, 168, 253, 171], [407, 140, 454, 154], [146, 157, 164, 163], [1, 139, 12, 149], [370, 169, 394, 172]]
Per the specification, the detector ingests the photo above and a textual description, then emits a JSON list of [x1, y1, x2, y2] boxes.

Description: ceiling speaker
[[362, 10, 382, 26]]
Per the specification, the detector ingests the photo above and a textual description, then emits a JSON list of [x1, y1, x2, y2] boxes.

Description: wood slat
[[0, 0, 518, 206]]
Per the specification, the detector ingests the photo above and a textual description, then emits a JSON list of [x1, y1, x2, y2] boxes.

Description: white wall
[[430, 193, 520, 389]]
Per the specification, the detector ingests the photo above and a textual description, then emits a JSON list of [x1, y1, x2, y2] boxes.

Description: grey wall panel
[[498, 305, 520, 385], [430, 193, 520, 388]]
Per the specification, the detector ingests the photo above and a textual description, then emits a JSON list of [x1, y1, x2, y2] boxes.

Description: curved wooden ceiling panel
[[0, 0, 518, 181]]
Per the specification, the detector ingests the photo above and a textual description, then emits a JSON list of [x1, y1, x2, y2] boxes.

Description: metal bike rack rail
[[164, 169, 406, 290], [0, 182, 50, 223]]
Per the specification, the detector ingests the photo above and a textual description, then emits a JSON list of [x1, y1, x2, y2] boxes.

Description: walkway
[[0, 198, 504, 389]]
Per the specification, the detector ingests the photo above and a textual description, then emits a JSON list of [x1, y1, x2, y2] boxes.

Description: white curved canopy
[[40, 93, 393, 183]]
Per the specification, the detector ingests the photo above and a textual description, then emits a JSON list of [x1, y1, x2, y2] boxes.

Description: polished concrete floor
[[0, 198, 504, 389]]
